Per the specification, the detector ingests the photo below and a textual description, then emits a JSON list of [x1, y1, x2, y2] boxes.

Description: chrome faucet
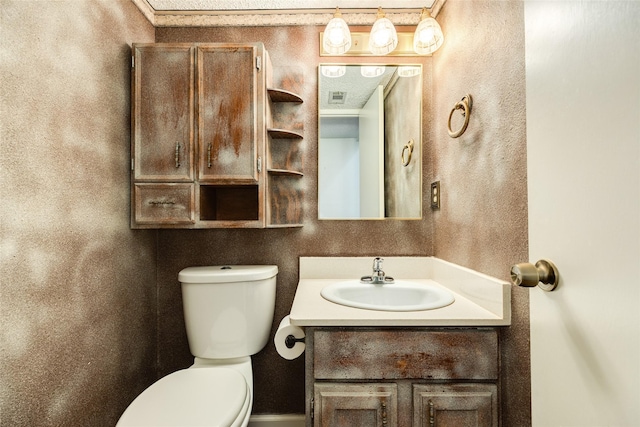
[[361, 257, 395, 284]]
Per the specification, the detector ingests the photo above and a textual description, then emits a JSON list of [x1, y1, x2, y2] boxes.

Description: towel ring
[[447, 94, 473, 138], [401, 139, 414, 166]]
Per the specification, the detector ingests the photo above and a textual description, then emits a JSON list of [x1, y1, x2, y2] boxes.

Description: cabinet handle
[[175, 142, 181, 168], [429, 400, 435, 427], [207, 143, 212, 168], [381, 401, 387, 426]]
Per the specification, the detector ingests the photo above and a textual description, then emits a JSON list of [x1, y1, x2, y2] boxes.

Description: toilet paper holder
[[510, 259, 559, 291], [285, 335, 305, 349]]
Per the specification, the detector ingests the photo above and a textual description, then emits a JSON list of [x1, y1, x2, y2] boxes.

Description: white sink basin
[[320, 280, 455, 312]]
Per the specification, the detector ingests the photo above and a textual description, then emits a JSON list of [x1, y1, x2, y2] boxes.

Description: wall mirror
[[318, 64, 422, 220]]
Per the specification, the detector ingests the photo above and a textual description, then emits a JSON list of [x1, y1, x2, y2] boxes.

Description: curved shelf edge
[[267, 168, 304, 177], [268, 128, 304, 139], [268, 88, 303, 103], [267, 223, 304, 228]]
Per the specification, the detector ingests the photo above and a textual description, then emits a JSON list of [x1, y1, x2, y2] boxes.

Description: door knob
[[510, 259, 559, 291]]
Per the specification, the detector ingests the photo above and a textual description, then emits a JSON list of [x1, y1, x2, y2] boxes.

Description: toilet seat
[[117, 367, 249, 427]]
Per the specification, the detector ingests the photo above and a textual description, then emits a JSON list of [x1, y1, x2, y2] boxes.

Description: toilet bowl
[[116, 365, 250, 427], [117, 265, 278, 427]]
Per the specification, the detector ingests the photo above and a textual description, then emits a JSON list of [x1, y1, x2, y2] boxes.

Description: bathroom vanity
[[289, 257, 510, 427]]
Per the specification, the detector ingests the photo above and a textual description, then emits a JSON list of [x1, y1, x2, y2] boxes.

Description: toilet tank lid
[[179, 265, 278, 283]]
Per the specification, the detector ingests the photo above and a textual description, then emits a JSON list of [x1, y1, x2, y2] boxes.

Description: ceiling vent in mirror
[[328, 91, 347, 104]]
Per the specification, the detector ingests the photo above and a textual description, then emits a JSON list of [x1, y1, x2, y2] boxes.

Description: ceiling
[[133, 0, 442, 27]]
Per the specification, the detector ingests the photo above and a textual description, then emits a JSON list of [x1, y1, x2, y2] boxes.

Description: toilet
[[117, 265, 278, 427]]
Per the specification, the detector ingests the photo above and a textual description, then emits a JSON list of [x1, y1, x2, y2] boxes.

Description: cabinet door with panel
[[413, 384, 498, 427], [314, 383, 397, 427], [132, 44, 195, 181], [197, 44, 262, 183]]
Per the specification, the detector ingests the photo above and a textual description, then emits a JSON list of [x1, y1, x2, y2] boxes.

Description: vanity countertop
[[289, 257, 511, 327]]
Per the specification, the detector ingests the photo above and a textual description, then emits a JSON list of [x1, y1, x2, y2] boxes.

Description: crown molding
[[132, 0, 446, 27]]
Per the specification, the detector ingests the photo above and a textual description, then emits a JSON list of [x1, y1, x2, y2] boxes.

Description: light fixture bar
[[320, 32, 432, 57]]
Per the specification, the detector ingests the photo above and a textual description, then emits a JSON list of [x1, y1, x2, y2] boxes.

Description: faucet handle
[[373, 257, 384, 271]]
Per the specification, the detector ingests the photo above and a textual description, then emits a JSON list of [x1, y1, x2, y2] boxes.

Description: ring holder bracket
[[447, 94, 473, 138], [401, 139, 414, 166]]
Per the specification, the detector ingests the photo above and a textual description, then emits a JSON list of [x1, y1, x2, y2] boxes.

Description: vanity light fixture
[[360, 65, 386, 78], [368, 7, 398, 55], [413, 7, 444, 55], [322, 7, 352, 55]]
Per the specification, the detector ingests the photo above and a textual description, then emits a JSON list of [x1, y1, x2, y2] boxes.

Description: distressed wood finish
[[134, 183, 195, 224], [197, 45, 259, 183], [313, 329, 498, 380], [132, 44, 195, 182], [314, 383, 398, 427], [413, 384, 498, 427], [264, 66, 304, 228], [131, 43, 304, 229], [306, 328, 500, 427]]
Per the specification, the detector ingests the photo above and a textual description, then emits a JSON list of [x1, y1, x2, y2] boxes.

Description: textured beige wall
[[433, 1, 531, 425], [0, 1, 156, 425]]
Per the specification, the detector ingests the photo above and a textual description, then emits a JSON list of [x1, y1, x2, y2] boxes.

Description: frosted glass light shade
[[398, 66, 421, 77], [361, 66, 385, 78], [323, 9, 351, 55], [368, 9, 398, 55], [413, 12, 444, 55], [321, 65, 346, 78]]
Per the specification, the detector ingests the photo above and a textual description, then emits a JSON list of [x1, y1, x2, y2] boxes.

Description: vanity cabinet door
[[132, 44, 195, 182], [197, 45, 262, 183], [413, 384, 498, 427], [314, 383, 397, 427]]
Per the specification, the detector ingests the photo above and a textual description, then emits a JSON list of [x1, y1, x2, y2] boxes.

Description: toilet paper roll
[[274, 315, 305, 360]]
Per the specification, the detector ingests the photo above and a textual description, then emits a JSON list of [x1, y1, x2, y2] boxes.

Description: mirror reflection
[[318, 64, 422, 220]]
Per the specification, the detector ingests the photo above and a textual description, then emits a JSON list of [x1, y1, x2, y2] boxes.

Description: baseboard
[[248, 414, 305, 427]]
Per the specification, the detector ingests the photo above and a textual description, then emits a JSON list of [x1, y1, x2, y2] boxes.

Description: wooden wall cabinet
[[130, 42, 303, 228], [306, 328, 499, 427]]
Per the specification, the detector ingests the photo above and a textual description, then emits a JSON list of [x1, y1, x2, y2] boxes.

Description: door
[[197, 44, 260, 183], [525, 1, 640, 425], [314, 383, 397, 427], [132, 44, 195, 181], [413, 384, 497, 427], [358, 85, 385, 218]]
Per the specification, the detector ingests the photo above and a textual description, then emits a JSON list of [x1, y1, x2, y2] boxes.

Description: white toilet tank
[[178, 265, 277, 359]]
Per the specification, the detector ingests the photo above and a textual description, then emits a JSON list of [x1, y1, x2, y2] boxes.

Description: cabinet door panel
[[198, 45, 259, 183], [413, 384, 497, 427], [133, 44, 194, 181], [314, 383, 397, 427]]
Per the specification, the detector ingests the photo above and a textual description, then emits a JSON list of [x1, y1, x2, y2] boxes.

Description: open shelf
[[199, 185, 259, 221], [267, 88, 303, 103], [268, 168, 303, 177], [268, 128, 304, 139]]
